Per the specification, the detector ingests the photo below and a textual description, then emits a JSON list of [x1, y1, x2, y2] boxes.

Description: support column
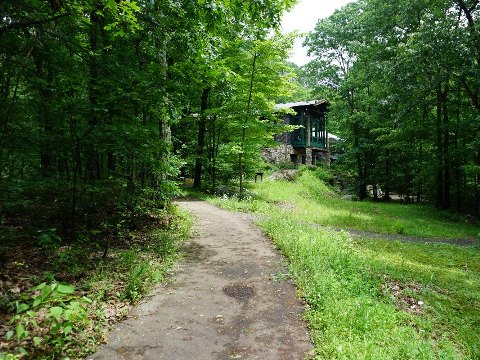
[[305, 147, 313, 165], [306, 113, 311, 147]]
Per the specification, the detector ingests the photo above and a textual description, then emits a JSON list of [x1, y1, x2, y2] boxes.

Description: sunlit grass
[[260, 217, 471, 359], [212, 170, 478, 239], [208, 168, 480, 359]]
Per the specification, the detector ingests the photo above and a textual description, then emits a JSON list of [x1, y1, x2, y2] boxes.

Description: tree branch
[[1, 12, 71, 34], [460, 76, 480, 111]]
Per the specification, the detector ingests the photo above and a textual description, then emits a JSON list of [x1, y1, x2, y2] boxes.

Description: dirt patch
[[382, 278, 425, 315], [223, 283, 255, 302], [274, 201, 296, 211], [268, 170, 298, 181]]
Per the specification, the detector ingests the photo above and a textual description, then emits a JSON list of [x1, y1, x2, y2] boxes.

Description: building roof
[[275, 99, 329, 109], [328, 133, 341, 141]]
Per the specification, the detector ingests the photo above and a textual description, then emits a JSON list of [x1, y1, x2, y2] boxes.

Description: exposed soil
[[342, 227, 477, 246], [87, 200, 313, 360], [302, 222, 477, 247]]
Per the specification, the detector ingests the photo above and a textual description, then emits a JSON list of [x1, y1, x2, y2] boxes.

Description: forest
[[0, 0, 298, 243], [303, 0, 480, 214], [1, 0, 480, 358]]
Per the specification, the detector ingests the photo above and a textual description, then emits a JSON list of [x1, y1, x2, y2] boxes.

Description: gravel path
[[87, 200, 312, 360]]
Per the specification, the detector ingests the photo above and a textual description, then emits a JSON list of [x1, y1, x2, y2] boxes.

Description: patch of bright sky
[[281, 0, 356, 66]]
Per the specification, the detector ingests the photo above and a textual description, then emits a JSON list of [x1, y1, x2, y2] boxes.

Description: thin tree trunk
[[442, 92, 451, 209], [239, 52, 258, 197], [194, 87, 210, 188], [436, 85, 445, 209], [383, 150, 391, 201]]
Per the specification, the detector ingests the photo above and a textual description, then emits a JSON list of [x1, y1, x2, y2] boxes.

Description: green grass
[[208, 169, 480, 359], [211, 170, 478, 240]]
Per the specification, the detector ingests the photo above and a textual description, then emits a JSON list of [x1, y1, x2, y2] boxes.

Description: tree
[[304, 0, 480, 214], [0, 0, 299, 243]]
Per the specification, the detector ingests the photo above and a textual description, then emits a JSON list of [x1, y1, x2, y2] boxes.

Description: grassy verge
[[209, 169, 480, 359], [0, 205, 192, 359], [210, 170, 478, 239]]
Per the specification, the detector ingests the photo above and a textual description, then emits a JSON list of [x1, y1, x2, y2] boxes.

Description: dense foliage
[[0, 1, 297, 356], [0, 0, 296, 241], [304, 0, 480, 215]]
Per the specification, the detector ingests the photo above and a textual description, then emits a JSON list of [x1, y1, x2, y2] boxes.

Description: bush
[[313, 166, 335, 185]]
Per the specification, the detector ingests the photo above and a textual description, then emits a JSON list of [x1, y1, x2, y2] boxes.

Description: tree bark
[[239, 52, 258, 197], [194, 87, 210, 188]]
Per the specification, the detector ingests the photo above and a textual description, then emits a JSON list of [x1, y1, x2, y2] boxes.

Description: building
[[263, 100, 332, 165]]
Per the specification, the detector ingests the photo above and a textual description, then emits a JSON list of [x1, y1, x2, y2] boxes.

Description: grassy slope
[[210, 170, 480, 359], [254, 171, 478, 239]]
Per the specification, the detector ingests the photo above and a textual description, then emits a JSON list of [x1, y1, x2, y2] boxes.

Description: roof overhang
[[274, 99, 330, 110]]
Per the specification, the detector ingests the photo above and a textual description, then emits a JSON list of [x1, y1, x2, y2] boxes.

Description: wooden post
[[306, 112, 311, 147]]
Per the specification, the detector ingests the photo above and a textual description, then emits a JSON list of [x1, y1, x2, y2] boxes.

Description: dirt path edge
[[86, 199, 313, 360]]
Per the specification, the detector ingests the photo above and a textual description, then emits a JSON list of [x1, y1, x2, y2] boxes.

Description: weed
[[37, 228, 62, 250], [393, 221, 407, 235], [2, 282, 92, 359], [1, 205, 192, 359]]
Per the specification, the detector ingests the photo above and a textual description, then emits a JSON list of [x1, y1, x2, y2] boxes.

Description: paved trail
[[88, 200, 312, 360]]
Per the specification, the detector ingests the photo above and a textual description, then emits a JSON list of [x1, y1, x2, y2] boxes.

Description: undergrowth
[[211, 169, 478, 240], [260, 218, 478, 359], [0, 206, 191, 359]]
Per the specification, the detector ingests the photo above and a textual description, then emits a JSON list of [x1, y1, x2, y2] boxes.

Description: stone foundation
[[262, 145, 329, 166], [262, 144, 295, 164]]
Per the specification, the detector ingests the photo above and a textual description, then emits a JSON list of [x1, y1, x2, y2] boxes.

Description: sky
[[281, 0, 355, 65]]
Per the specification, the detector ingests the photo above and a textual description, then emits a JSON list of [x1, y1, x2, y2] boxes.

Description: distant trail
[[87, 200, 312, 360], [342, 228, 476, 246], [304, 222, 477, 247]]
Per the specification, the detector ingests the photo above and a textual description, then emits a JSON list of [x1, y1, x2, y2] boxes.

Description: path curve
[[87, 200, 312, 360]]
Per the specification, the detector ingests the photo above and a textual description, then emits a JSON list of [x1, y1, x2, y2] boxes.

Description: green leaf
[[16, 323, 28, 340], [33, 336, 42, 346], [32, 295, 43, 307], [16, 302, 29, 314], [57, 283, 75, 294], [6, 330, 14, 340], [81, 296, 93, 304], [40, 284, 53, 300], [63, 323, 73, 335], [32, 282, 47, 291], [49, 306, 64, 320]]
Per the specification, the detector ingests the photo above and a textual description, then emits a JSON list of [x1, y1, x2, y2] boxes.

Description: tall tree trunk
[[31, 46, 55, 177], [442, 93, 451, 209], [435, 85, 445, 209], [476, 152, 480, 217], [86, 4, 103, 182], [194, 87, 210, 188], [239, 52, 258, 197], [454, 90, 462, 211], [417, 142, 423, 203]]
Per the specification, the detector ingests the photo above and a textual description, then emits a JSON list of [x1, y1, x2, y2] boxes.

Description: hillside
[[210, 168, 480, 359]]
